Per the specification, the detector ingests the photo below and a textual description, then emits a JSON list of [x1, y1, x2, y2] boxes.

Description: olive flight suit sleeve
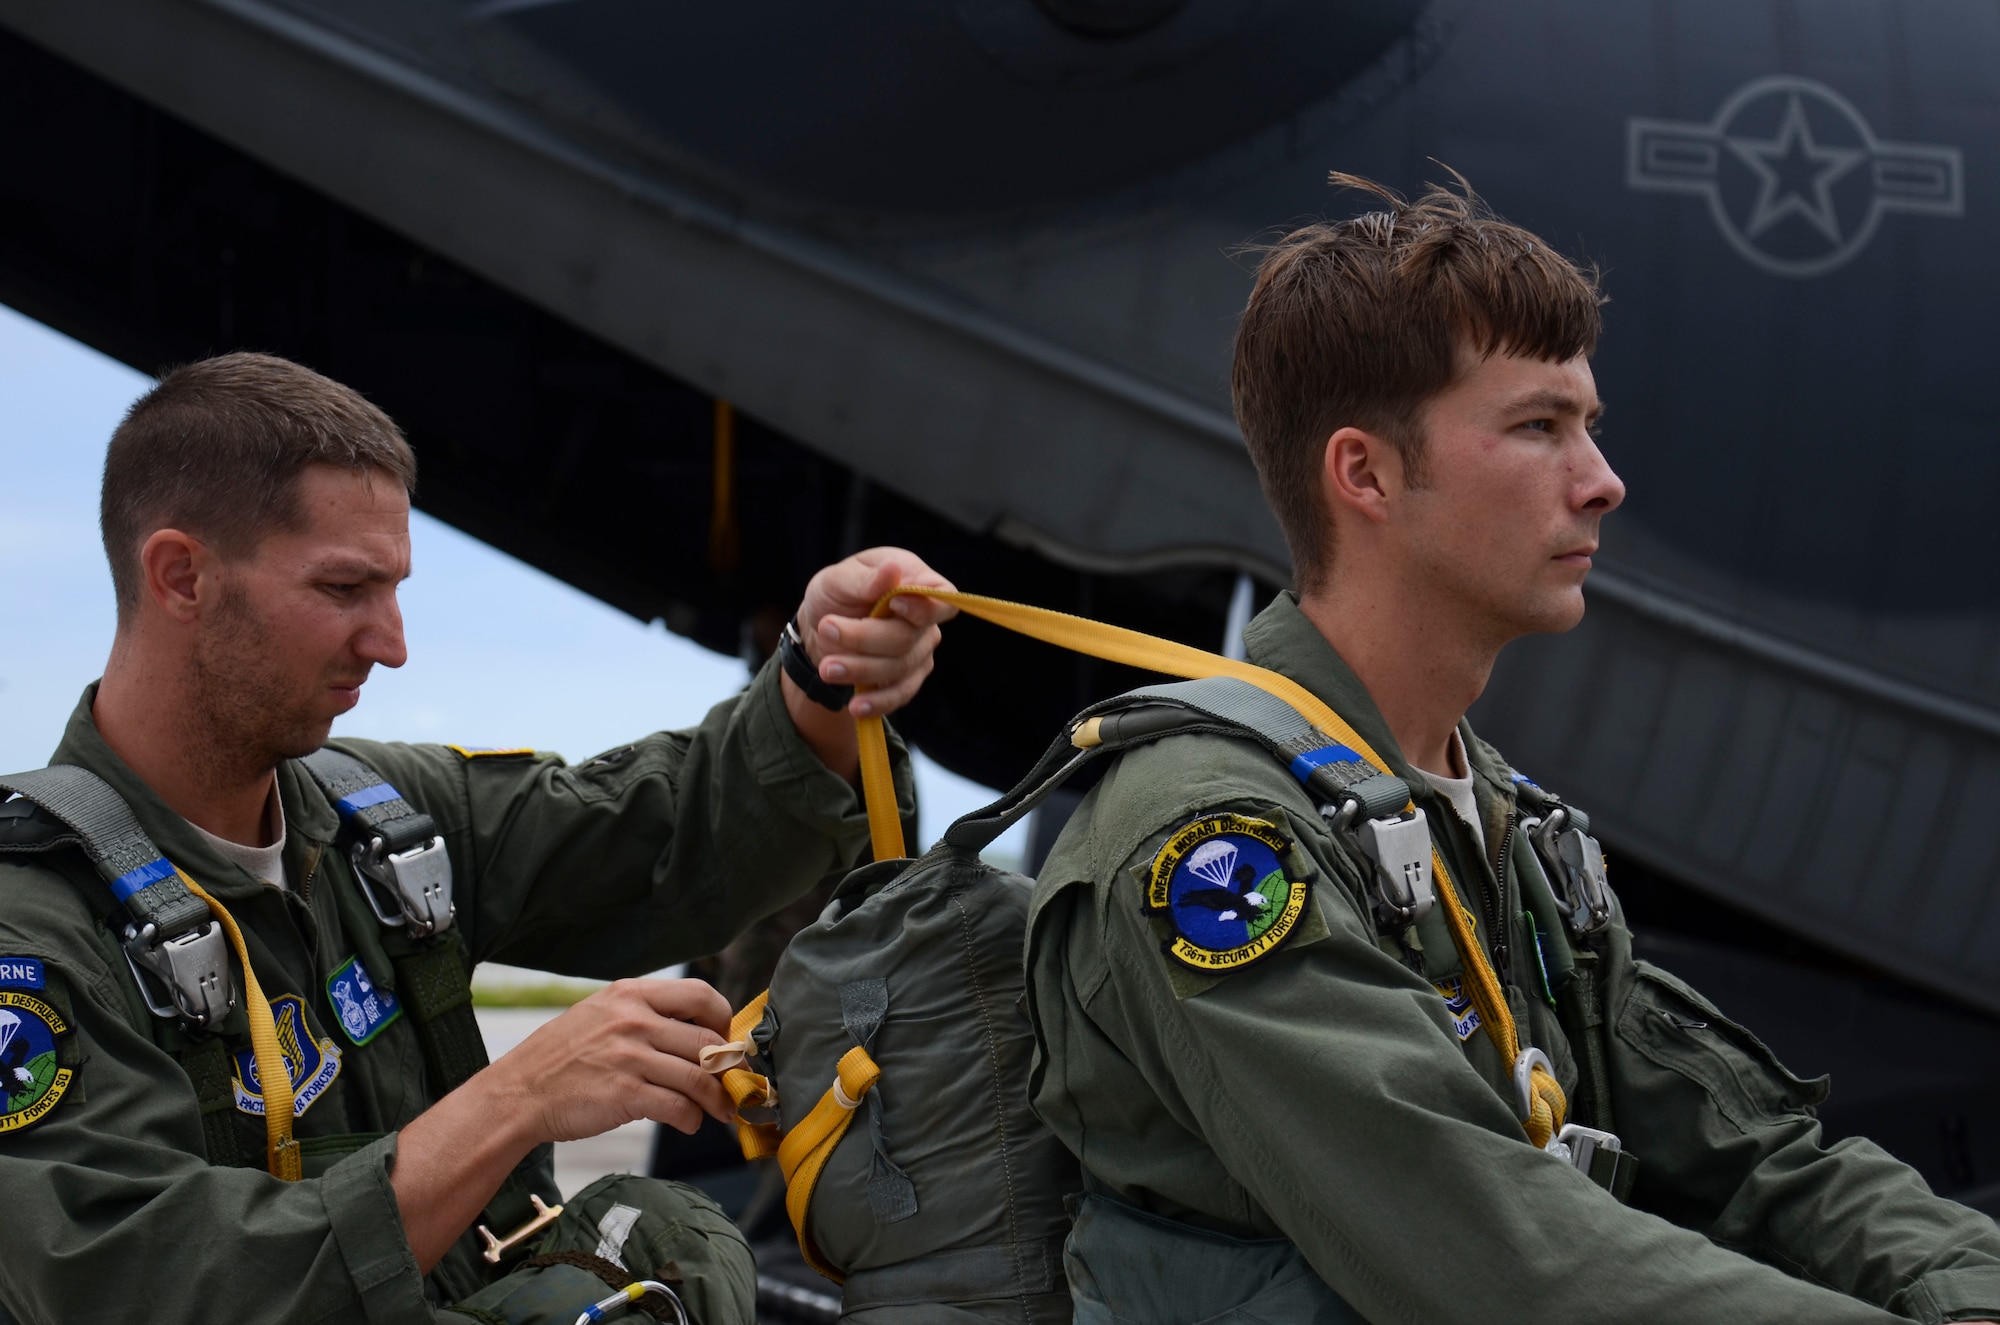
[[0, 902, 433, 1325], [1046, 768, 1990, 1323], [1594, 920, 2000, 1322], [331, 654, 915, 978]]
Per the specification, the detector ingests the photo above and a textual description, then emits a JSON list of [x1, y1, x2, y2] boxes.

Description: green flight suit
[[1025, 593, 2000, 1324], [0, 658, 912, 1324]]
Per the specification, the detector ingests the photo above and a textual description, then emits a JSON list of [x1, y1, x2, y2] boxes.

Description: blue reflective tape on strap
[[109, 856, 177, 904], [1288, 744, 1365, 784], [333, 783, 402, 817]]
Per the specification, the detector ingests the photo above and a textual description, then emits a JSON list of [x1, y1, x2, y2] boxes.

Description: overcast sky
[[0, 303, 1020, 859]]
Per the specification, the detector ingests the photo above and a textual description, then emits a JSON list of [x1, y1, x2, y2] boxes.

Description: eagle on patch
[[1146, 813, 1309, 973], [0, 990, 74, 1135]]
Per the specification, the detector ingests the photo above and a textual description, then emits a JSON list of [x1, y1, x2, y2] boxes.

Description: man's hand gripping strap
[[849, 587, 1568, 1149]]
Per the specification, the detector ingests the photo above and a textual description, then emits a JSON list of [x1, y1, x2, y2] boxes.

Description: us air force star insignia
[[1147, 814, 1308, 973], [232, 993, 343, 1118], [1626, 75, 1963, 278], [0, 990, 74, 1134]]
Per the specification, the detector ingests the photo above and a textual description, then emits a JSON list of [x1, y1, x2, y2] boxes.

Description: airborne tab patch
[[0, 989, 73, 1134], [1146, 814, 1309, 973], [0, 958, 45, 990], [326, 955, 402, 1047], [232, 994, 342, 1118]]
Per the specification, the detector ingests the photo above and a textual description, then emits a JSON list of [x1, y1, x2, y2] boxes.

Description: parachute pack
[[718, 590, 1475, 1321]]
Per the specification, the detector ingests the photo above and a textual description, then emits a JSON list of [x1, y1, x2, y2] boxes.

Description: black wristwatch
[[779, 617, 854, 711]]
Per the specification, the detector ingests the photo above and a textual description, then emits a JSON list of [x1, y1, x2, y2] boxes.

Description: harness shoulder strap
[[299, 747, 486, 1096], [0, 765, 300, 1178], [0, 767, 216, 952], [299, 747, 558, 1241]]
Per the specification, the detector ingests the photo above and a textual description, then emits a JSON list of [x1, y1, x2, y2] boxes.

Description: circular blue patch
[[1169, 832, 1288, 951], [1146, 814, 1309, 972], [0, 990, 72, 1133]]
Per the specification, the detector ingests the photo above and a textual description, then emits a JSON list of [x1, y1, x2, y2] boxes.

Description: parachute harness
[[850, 588, 1567, 1149]]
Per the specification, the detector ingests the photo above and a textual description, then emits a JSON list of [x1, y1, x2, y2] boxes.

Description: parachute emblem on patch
[[1146, 813, 1308, 973], [0, 990, 73, 1134]]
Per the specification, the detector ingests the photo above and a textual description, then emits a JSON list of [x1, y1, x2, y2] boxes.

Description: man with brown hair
[[0, 352, 955, 1322], [1024, 178, 2000, 1321]]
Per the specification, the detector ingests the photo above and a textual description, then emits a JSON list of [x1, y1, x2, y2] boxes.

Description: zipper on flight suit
[[1483, 805, 1517, 990], [297, 840, 323, 904]]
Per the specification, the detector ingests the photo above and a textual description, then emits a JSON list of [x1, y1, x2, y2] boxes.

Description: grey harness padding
[[0, 765, 212, 938]]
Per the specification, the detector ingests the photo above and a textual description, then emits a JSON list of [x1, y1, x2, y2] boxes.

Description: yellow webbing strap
[[852, 587, 1565, 1147], [175, 869, 302, 1180], [720, 991, 781, 1161], [775, 1045, 881, 1282]]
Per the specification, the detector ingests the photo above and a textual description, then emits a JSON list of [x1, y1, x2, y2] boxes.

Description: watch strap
[[780, 618, 855, 712]]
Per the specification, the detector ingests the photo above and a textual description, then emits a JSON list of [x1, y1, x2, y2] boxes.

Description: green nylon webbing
[[393, 938, 488, 1096], [1558, 952, 1617, 1135], [177, 1037, 254, 1169]]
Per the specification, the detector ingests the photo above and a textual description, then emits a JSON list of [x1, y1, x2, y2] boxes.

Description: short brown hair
[[101, 352, 417, 616], [1231, 171, 1604, 590]]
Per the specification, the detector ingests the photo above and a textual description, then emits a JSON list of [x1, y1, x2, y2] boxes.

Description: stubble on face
[[182, 573, 333, 787]]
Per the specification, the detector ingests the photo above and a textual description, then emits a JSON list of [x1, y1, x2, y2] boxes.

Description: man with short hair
[[1024, 178, 2000, 1322], [0, 352, 955, 1323]]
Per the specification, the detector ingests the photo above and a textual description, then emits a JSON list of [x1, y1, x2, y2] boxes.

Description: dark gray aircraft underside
[[5, 0, 2000, 1219]]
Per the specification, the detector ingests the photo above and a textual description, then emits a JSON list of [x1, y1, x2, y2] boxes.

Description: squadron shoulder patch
[[0, 988, 74, 1134], [1146, 814, 1309, 973], [232, 994, 342, 1118]]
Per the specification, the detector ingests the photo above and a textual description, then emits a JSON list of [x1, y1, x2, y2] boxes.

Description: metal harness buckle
[[352, 834, 455, 937], [1528, 806, 1612, 935], [121, 920, 235, 1028], [1512, 1046, 1555, 1123], [1344, 805, 1436, 923], [1516, 1047, 1633, 1188], [1546, 1121, 1625, 1174]]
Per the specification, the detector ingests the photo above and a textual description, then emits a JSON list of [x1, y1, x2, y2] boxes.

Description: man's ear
[[1322, 426, 1403, 527], [137, 528, 219, 624]]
